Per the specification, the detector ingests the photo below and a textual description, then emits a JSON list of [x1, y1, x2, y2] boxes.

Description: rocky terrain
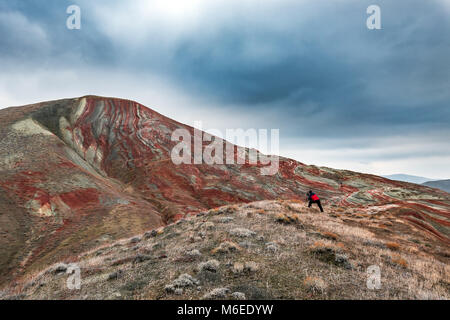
[[1, 200, 448, 300], [0, 95, 449, 297]]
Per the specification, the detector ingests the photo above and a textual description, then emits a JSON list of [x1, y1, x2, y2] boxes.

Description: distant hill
[[1, 95, 449, 293], [422, 180, 450, 193], [383, 174, 437, 184]]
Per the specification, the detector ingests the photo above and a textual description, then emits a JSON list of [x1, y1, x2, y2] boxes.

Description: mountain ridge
[[382, 174, 438, 185]]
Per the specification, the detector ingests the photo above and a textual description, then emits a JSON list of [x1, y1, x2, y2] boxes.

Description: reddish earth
[[0, 95, 448, 286]]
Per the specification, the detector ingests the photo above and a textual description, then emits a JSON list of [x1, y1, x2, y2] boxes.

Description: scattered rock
[[231, 292, 246, 300], [51, 263, 68, 274], [145, 228, 164, 239], [174, 288, 183, 295], [218, 217, 234, 223], [130, 237, 141, 244], [185, 249, 202, 258], [265, 242, 278, 253], [230, 228, 256, 238], [202, 287, 231, 299]]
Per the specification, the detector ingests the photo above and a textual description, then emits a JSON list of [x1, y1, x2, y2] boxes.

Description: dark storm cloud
[[0, 0, 116, 67], [152, 0, 450, 138], [0, 0, 449, 141]]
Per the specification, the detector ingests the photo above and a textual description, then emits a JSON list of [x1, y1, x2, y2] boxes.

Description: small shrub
[[244, 261, 259, 272], [386, 242, 400, 251], [321, 231, 338, 241], [232, 262, 244, 274], [231, 292, 246, 299], [211, 241, 242, 255], [275, 213, 300, 224], [303, 276, 327, 294], [391, 255, 408, 268], [202, 287, 230, 299], [229, 228, 256, 238]]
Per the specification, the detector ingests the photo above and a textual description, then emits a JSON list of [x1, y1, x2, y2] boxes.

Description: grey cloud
[[0, 0, 449, 177]]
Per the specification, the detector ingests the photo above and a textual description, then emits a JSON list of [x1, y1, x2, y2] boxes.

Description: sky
[[0, 0, 449, 179]]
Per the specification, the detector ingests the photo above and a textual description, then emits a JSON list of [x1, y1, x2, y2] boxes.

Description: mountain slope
[[0, 95, 449, 287], [423, 180, 450, 193]]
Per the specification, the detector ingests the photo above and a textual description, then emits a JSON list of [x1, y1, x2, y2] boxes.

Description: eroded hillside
[[0, 96, 449, 288]]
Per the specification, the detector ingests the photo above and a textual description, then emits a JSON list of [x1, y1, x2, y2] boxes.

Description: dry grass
[[391, 255, 408, 268], [321, 231, 338, 241], [303, 276, 327, 294], [385, 242, 401, 251], [275, 212, 300, 224], [3, 200, 449, 300]]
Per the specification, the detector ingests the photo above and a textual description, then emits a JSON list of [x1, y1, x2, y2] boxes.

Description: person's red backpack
[[311, 194, 319, 201]]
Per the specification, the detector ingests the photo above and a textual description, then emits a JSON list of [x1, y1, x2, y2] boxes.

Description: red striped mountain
[[0, 96, 449, 286]]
